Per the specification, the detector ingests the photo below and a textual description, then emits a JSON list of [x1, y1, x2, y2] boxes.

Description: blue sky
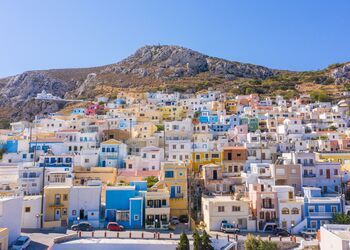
[[0, 0, 350, 77]]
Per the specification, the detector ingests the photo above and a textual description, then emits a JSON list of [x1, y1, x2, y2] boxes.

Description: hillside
[[0, 45, 349, 123]]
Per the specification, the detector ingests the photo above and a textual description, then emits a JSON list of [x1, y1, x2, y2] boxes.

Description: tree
[[144, 176, 158, 188], [245, 234, 277, 250], [201, 230, 214, 250], [177, 232, 190, 250], [333, 213, 350, 224], [245, 234, 260, 250], [192, 229, 202, 250]]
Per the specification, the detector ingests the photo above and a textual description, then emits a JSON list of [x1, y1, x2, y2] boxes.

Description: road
[[21, 227, 308, 250]]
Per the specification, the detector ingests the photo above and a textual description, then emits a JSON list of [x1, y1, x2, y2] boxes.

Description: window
[[117, 211, 129, 221], [334, 169, 339, 175], [25, 207, 31, 213], [62, 208, 67, 215], [134, 215, 139, 221], [63, 194, 68, 201], [332, 206, 338, 213], [310, 221, 317, 228], [212, 153, 219, 159], [260, 211, 264, 219], [165, 171, 174, 178], [232, 206, 240, 212], [308, 206, 315, 213], [72, 210, 76, 216], [288, 191, 294, 200], [282, 208, 290, 214], [218, 206, 225, 212], [162, 199, 167, 206], [319, 169, 323, 176], [291, 208, 299, 214]]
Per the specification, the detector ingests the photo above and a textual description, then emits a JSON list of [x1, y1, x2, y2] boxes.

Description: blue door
[[170, 186, 176, 198]]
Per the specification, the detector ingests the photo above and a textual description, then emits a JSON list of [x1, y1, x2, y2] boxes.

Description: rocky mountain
[[0, 45, 349, 123]]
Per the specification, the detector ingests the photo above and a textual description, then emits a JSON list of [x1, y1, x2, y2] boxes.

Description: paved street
[[21, 226, 307, 250]]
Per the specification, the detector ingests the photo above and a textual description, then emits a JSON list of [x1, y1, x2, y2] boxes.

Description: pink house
[[249, 183, 278, 231]]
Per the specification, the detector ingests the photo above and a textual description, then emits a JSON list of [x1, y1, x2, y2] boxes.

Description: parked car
[[107, 222, 124, 231], [220, 223, 240, 234], [170, 216, 180, 225], [262, 223, 278, 232], [179, 215, 189, 223], [11, 236, 31, 250], [273, 228, 290, 236], [300, 228, 317, 238], [71, 222, 94, 231]]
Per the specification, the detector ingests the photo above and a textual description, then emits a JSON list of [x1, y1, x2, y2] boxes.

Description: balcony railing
[[303, 173, 316, 178], [261, 204, 275, 209], [170, 193, 184, 199], [308, 212, 334, 217]]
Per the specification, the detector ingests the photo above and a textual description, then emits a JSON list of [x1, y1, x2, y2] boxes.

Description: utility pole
[[163, 128, 166, 160]]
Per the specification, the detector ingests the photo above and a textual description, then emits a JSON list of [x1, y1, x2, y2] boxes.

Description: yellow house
[[43, 185, 70, 228], [191, 151, 222, 173], [315, 151, 350, 171], [0, 228, 8, 250], [73, 166, 117, 203], [158, 161, 188, 217], [73, 166, 117, 186], [158, 106, 187, 121], [136, 110, 162, 123], [224, 100, 237, 115]]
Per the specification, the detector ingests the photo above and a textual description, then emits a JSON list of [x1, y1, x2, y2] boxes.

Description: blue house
[[229, 115, 241, 128], [303, 187, 342, 229], [5, 140, 19, 153], [71, 108, 86, 115], [105, 181, 147, 229], [98, 139, 127, 168], [198, 110, 219, 124], [208, 123, 230, 133]]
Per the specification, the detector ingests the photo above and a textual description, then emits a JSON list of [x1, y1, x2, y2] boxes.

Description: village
[[0, 90, 350, 249]]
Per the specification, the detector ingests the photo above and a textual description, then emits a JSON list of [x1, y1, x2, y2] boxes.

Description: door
[[55, 209, 61, 220], [80, 209, 85, 220], [170, 186, 176, 198], [155, 215, 161, 228], [213, 170, 218, 180]]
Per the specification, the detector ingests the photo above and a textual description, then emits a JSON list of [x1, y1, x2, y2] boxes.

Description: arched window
[[282, 208, 290, 214], [291, 208, 299, 214]]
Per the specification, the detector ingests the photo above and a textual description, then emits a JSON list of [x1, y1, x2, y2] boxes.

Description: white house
[[22, 195, 42, 229], [68, 186, 101, 227], [272, 186, 303, 231], [0, 196, 23, 244], [201, 195, 255, 232], [320, 224, 350, 250]]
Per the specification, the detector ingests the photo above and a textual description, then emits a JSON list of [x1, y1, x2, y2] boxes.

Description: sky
[[0, 0, 350, 77]]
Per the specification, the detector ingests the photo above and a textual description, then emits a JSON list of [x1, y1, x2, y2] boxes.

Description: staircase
[[292, 218, 307, 234]]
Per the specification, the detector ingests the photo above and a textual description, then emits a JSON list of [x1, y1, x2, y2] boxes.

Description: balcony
[[303, 173, 316, 178], [261, 204, 275, 209], [170, 193, 184, 199], [49, 202, 66, 208], [39, 163, 72, 168], [308, 212, 334, 218]]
